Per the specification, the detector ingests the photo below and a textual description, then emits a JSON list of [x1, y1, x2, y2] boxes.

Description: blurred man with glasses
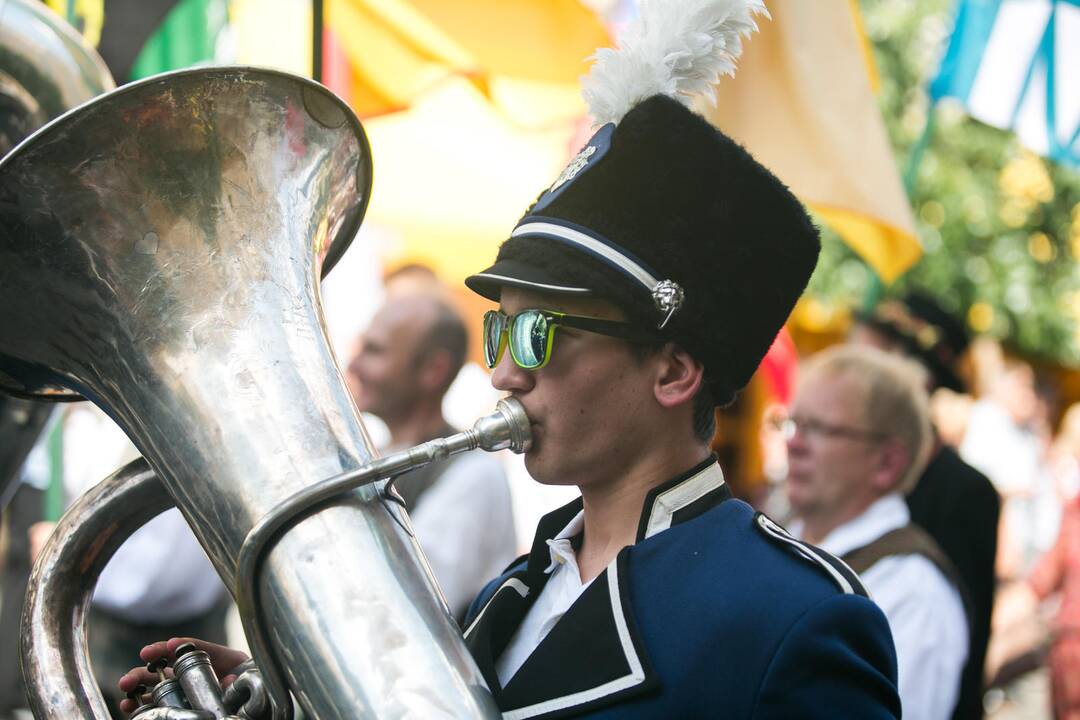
[[785, 344, 968, 720]]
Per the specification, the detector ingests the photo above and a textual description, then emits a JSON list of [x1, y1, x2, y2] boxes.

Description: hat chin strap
[[511, 220, 684, 329]]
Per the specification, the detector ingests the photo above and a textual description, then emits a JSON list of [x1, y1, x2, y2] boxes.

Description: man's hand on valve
[[118, 637, 255, 717]]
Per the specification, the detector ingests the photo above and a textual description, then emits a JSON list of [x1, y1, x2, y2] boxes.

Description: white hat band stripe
[[469, 272, 592, 294], [512, 221, 659, 293]]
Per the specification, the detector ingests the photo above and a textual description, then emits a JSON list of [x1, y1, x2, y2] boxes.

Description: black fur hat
[[466, 94, 820, 405]]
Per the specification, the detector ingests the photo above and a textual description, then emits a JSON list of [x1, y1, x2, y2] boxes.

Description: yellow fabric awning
[[706, 0, 920, 283], [227, 0, 604, 295], [231, 0, 608, 123], [361, 78, 582, 283]]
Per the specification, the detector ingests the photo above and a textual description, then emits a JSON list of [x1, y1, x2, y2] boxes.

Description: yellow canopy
[[231, 0, 608, 124], [361, 78, 581, 283], [707, 0, 920, 283], [227, 0, 604, 298], [231, 0, 917, 285]]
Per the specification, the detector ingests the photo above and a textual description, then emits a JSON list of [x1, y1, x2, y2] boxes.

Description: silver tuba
[[1, 66, 517, 718], [0, 0, 115, 509]]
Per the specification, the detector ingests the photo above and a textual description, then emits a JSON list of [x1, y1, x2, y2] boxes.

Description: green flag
[[49, 0, 228, 83], [129, 0, 228, 80]]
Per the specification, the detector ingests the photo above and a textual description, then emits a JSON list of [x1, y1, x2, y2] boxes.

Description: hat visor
[[465, 258, 594, 302]]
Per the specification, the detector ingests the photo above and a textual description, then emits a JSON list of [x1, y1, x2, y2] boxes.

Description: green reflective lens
[[510, 310, 550, 369], [482, 310, 505, 369]]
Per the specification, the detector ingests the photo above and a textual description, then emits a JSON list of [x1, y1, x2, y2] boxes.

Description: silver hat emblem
[[653, 280, 685, 330], [549, 145, 597, 192]]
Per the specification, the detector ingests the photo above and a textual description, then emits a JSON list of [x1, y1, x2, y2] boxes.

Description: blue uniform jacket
[[463, 458, 901, 719]]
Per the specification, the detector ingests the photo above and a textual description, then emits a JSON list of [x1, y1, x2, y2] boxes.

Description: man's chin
[[353, 396, 378, 416], [785, 492, 820, 519], [784, 482, 811, 513], [522, 447, 578, 488], [522, 449, 542, 480]]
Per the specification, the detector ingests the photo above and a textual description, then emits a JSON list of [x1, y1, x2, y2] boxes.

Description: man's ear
[[418, 349, 453, 393], [654, 343, 705, 409], [873, 440, 910, 494]]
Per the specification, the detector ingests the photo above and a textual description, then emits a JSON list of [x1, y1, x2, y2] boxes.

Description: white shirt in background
[[961, 398, 1058, 566], [410, 450, 517, 620], [794, 494, 968, 720], [62, 405, 226, 623]]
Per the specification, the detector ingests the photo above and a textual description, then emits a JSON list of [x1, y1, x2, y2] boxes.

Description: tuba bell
[[0, 0, 115, 509], [1, 66, 517, 718]]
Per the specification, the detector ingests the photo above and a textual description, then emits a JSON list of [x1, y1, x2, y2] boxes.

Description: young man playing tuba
[[122, 1, 901, 716]]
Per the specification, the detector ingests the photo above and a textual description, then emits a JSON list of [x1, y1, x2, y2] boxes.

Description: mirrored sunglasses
[[483, 308, 655, 370]]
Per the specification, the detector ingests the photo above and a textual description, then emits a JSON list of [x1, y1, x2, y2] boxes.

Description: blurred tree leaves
[[806, 0, 1080, 365]]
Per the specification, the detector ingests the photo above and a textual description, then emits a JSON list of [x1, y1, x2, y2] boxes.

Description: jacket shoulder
[[925, 446, 999, 502], [640, 499, 870, 601], [751, 511, 870, 598], [625, 500, 899, 717], [751, 593, 901, 718]]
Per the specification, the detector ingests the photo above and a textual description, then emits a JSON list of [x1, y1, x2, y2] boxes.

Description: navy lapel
[[464, 498, 585, 693], [496, 552, 658, 719], [464, 570, 534, 692]]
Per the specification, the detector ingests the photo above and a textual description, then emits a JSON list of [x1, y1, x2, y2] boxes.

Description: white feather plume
[[582, 0, 768, 126]]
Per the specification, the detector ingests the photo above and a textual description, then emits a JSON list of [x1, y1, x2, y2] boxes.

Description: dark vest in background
[[906, 444, 1001, 720]]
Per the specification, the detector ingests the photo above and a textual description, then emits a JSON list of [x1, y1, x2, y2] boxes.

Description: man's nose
[[785, 428, 808, 456], [491, 351, 534, 394]]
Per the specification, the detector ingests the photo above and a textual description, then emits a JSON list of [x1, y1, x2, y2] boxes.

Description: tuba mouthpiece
[[470, 397, 532, 454]]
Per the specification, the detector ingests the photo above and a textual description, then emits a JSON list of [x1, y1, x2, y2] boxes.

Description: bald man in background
[[347, 293, 516, 620]]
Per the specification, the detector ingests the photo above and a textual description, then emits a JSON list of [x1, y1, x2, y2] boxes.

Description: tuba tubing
[[0, 0, 115, 124], [21, 459, 170, 719]]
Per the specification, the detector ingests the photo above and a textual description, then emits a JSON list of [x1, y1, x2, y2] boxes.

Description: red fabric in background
[[759, 327, 798, 405], [1030, 496, 1080, 719]]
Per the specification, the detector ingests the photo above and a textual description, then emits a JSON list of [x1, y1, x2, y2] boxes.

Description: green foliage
[[807, 0, 1080, 364]]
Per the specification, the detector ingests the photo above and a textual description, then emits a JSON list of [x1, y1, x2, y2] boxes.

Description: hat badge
[[653, 279, 685, 330], [549, 145, 597, 192]]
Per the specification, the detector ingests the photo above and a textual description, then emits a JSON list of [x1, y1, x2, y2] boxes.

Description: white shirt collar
[[544, 509, 585, 574], [796, 493, 911, 557]]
